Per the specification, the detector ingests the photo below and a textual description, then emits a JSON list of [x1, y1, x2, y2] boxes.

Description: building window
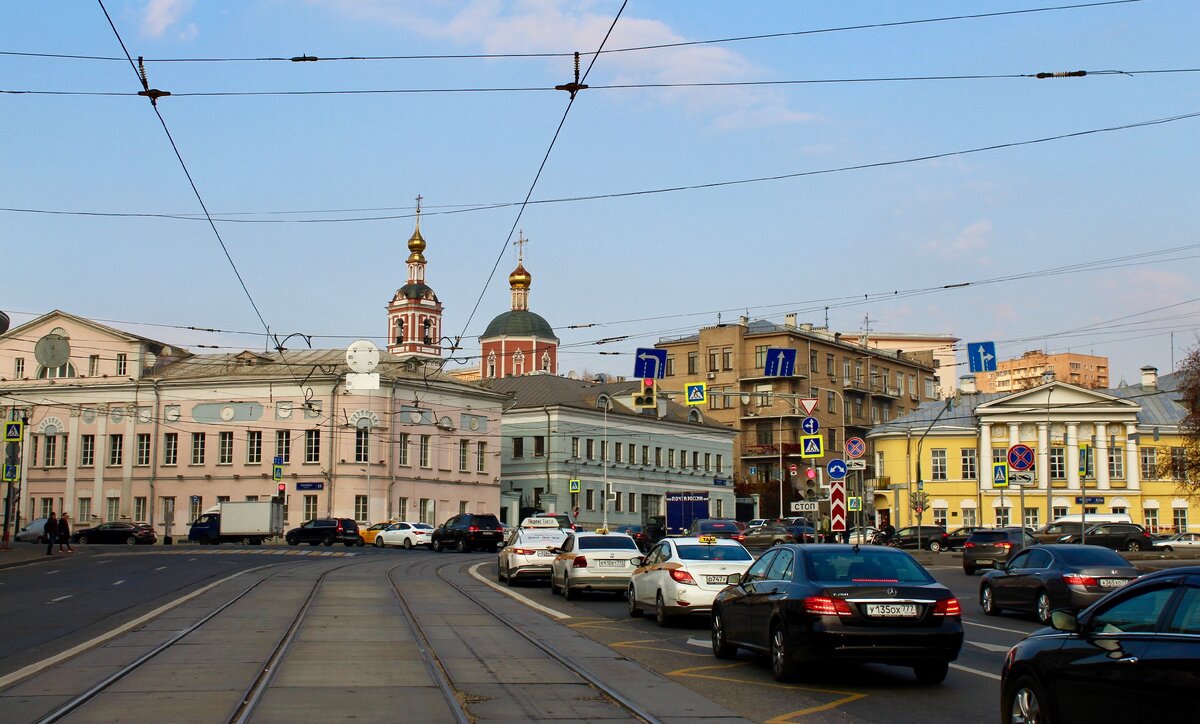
[[397, 497, 408, 519], [14, 357, 24, 378], [925, 377, 938, 399], [628, 492, 636, 513], [810, 349, 818, 373], [219, 431, 234, 465], [827, 391, 836, 414], [961, 448, 977, 480], [1144, 507, 1159, 532], [933, 508, 947, 526], [600, 441, 608, 462], [1111, 506, 1127, 516], [275, 431, 290, 463], [459, 440, 469, 471], [571, 437, 579, 458], [88, 355, 99, 376], [655, 447, 663, 466], [78, 497, 92, 523], [190, 433, 205, 465], [995, 507, 1011, 527], [134, 496, 146, 522], [708, 349, 718, 372], [930, 449, 947, 480], [38, 361, 76, 379], [614, 492, 623, 512], [534, 436, 545, 457], [692, 451, 700, 469], [826, 353, 835, 376], [247, 431, 262, 464], [459, 501, 469, 515], [628, 443, 636, 463], [993, 448, 1007, 465], [755, 346, 768, 369], [586, 439, 595, 460], [304, 495, 318, 519], [722, 347, 732, 370], [1140, 447, 1157, 480], [1108, 449, 1124, 479], [190, 496, 203, 523], [1024, 508, 1040, 528], [687, 352, 698, 375], [304, 430, 320, 463], [164, 433, 178, 465], [355, 495, 368, 522], [615, 444, 623, 463], [115, 353, 127, 376], [136, 433, 150, 466], [642, 446, 650, 465], [1050, 447, 1066, 480], [106, 497, 120, 522], [43, 435, 57, 467], [665, 356, 674, 376], [853, 397, 864, 420], [585, 489, 595, 511], [1052, 506, 1068, 519], [80, 434, 95, 467], [716, 454, 724, 473], [109, 434, 124, 466], [476, 442, 486, 473], [704, 453, 712, 472], [1172, 447, 1188, 479], [419, 435, 431, 468], [513, 350, 525, 376], [513, 437, 524, 459], [398, 433, 410, 466], [420, 498, 436, 525], [1174, 507, 1189, 532], [668, 449, 675, 467]]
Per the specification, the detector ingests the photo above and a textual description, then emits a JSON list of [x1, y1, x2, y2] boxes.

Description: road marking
[[155, 566, 167, 571], [968, 640, 1013, 653], [950, 662, 1001, 680], [112, 580, 125, 586], [686, 637, 709, 649], [668, 661, 867, 718], [96, 560, 110, 564], [963, 620, 1032, 635], [188, 558, 197, 561], [613, 639, 710, 658], [48, 595, 72, 604], [466, 562, 570, 620], [44, 570, 60, 575]]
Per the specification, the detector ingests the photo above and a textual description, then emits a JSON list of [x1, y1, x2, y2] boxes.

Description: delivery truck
[[664, 491, 710, 536], [188, 500, 284, 545]]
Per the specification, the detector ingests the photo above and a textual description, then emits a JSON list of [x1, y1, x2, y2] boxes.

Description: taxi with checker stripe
[[627, 534, 755, 627], [496, 515, 569, 585], [549, 529, 643, 600]]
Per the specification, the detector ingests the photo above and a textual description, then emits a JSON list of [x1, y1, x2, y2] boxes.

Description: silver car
[[16, 517, 52, 543], [497, 525, 568, 585], [550, 531, 643, 600]]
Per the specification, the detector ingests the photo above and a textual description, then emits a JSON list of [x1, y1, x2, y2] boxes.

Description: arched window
[[541, 350, 551, 371], [422, 319, 432, 345], [38, 362, 77, 379], [396, 318, 405, 344], [487, 352, 497, 379], [596, 394, 610, 410], [688, 409, 702, 423], [513, 350, 525, 376]]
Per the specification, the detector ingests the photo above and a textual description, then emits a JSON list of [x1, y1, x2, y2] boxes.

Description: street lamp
[[914, 397, 954, 550]]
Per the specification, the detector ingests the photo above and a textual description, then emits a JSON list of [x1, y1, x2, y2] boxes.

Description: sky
[[4, 0, 1200, 386]]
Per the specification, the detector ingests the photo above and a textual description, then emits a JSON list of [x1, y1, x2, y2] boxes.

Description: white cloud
[[140, 0, 196, 39], [922, 220, 993, 261]]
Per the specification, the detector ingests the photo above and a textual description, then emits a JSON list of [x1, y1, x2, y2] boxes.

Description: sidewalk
[[0, 542, 80, 570]]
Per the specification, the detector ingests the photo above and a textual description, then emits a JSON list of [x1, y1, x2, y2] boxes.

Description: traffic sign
[[846, 437, 866, 459], [830, 479, 847, 532], [632, 348, 667, 379], [993, 462, 1009, 488], [273, 455, 284, 466], [799, 398, 819, 416], [967, 341, 998, 373], [748, 466, 757, 475], [799, 435, 823, 458], [684, 382, 707, 406], [569, 478, 581, 493], [1010, 470, 1035, 485], [1008, 444, 1035, 471], [827, 459, 847, 480], [801, 416, 820, 435], [764, 348, 797, 377], [848, 496, 862, 512], [190, 495, 201, 504], [790, 501, 820, 513], [846, 459, 867, 471], [3, 422, 23, 443], [2, 463, 18, 482], [788, 463, 798, 476]]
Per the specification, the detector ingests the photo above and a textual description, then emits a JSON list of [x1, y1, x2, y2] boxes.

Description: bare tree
[[1156, 348, 1200, 497]]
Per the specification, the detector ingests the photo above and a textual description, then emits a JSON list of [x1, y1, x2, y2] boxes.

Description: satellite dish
[[34, 334, 71, 368], [345, 340, 380, 373]]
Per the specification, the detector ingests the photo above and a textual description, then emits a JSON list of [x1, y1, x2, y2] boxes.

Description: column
[[1066, 423, 1080, 492], [1125, 423, 1140, 491], [1096, 422, 1110, 490], [65, 411, 80, 516], [979, 423, 992, 491], [1037, 423, 1050, 491]]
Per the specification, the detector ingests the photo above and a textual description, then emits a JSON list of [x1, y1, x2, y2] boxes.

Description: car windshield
[[676, 545, 753, 561], [578, 536, 638, 550], [805, 550, 935, 584], [472, 517, 501, 530], [1055, 547, 1130, 566], [968, 531, 1010, 543], [413, 523, 433, 530]]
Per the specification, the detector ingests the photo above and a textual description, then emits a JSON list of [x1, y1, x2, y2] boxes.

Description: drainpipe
[[326, 376, 341, 516], [150, 379, 161, 529], [388, 378, 397, 520], [544, 405, 553, 511]]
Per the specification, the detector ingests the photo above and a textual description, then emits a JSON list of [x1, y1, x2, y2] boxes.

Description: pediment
[[975, 381, 1138, 422]]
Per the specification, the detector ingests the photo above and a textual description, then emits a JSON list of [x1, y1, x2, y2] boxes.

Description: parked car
[[376, 521, 434, 549], [712, 544, 963, 683], [979, 544, 1140, 623], [550, 531, 642, 599], [284, 518, 363, 547], [612, 524, 650, 551], [746, 518, 768, 529], [944, 526, 981, 551], [1154, 532, 1200, 551], [785, 525, 818, 543], [497, 522, 568, 584], [686, 519, 745, 541], [1001, 566, 1200, 723], [1058, 522, 1155, 551], [846, 526, 879, 545], [361, 522, 391, 546], [15, 517, 52, 543], [628, 535, 755, 627], [889, 525, 950, 552], [740, 525, 796, 548], [72, 521, 157, 545], [962, 528, 1038, 575], [432, 513, 504, 552]]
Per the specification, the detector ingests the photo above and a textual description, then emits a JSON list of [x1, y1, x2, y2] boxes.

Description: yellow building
[[868, 367, 1195, 535]]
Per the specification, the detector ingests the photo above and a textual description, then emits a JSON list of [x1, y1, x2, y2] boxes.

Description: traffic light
[[277, 482, 286, 504], [632, 378, 656, 408]]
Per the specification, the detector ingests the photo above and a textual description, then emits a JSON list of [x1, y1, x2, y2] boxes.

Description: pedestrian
[[818, 514, 831, 543], [58, 513, 74, 553], [45, 511, 57, 555]]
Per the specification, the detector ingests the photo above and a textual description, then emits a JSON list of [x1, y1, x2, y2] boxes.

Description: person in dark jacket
[[45, 512, 57, 555], [58, 513, 74, 553]]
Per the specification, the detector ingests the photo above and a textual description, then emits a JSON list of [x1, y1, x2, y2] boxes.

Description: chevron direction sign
[[830, 479, 847, 533]]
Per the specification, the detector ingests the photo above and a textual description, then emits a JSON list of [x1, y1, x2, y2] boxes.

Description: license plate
[[1100, 578, 1128, 588], [537, 550, 555, 557], [596, 559, 624, 567], [482, 532, 498, 537], [865, 603, 918, 618], [975, 559, 993, 565], [705, 575, 730, 584]]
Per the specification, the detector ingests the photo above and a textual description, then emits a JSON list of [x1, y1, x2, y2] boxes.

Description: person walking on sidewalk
[[58, 513, 74, 553], [45, 512, 57, 555]]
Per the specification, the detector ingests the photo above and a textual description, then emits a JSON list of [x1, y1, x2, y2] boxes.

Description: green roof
[[482, 310, 558, 340]]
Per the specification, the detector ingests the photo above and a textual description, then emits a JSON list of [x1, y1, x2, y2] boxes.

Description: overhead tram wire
[[2, 0, 1145, 65]]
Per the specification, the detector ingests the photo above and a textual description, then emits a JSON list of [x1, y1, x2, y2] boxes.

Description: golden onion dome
[[407, 251, 426, 264], [508, 262, 532, 289], [407, 226, 426, 254]]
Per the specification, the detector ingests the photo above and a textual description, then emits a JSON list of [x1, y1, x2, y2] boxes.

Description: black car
[[712, 544, 963, 684], [1001, 566, 1200, 723], [962, 527, 1038, 575], [687, 519, 744, 541], [886, 525, 950, 552], [612, 524, 649, 551], [284, 518, 363, 547], [72, 521, 157, 545], [432, 513, 503, 552], [944, 526, 981, 551], [1058, 522, 1155, 551], [980, 544, 1140, 623]]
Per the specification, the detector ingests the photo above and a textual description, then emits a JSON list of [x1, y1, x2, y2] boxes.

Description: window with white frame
[[476, 442, 486, 472], [716, 454, 724, 473], [247, 431, 262, 464], [275, 431, 290, 463], [106, 496, 120, 522], [109, 434, 124, 466], [459, 440, 469, 471], [667, 449, 675, 467], [1140, 447, 1158, 480], [960, 508, 977, 527], [304, 430, 320, 463], [190, 495, 203, 523], [136, 433, 150, 466], [355, 428, 369, 464], [14, 357, 24, 378], [116, 353, 127, 376], [134, 496, 146, 522], [88, 355, 99, 376], [190, 433, 205, 465], [571, 437, 580, 458], [1144, 507, 1159, 532], [163, 433, 177, 465], [960, 448, 977, 480], [1052, 506, 1068, 520], [1024, 508, 1040, 528], [931, 449, 947, 480], [43, 435, 57, 467], [304, 495, 318, 519], [419, 435, 431, 467], [1108, 449, 1124, 479], [1174, 507, 1189, 532], [398, 433, 409, 466], [77, 497, 92, 523], [1050, 447, 1066, 480], [992, 447, 1006, 465], [219, 431, 233, 464], [355, 495, 368, 522], [81, 434, 95, 467], [995, 507, 1011, 527], [933, 508, 947, 526]]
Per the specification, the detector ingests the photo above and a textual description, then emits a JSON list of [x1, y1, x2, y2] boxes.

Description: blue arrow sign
[[967, 341, 998, 373], [764, 348, 797, 377], [801, 416, 820, 435], [633, 348, 668, 379], [827, 459, 847, 480], [748, 466, 757, 475]]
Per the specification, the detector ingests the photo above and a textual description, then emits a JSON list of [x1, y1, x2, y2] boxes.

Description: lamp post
[[915, 397, 955, 550]]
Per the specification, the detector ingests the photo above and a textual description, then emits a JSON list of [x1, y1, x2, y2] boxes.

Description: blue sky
[[4, 0, 1199, 384]]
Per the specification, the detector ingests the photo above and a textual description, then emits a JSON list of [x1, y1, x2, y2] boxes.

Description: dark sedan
[[980, 544, 1139, 624], [1001, 566, 1200, 724], [712, 545, 963, 684], [612, 524, 649, 551], [945, 526, 981, 551], [72, 522, 157, 545]]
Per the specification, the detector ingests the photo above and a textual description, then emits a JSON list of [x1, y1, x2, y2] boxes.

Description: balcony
[[873, 383, 903, 399]]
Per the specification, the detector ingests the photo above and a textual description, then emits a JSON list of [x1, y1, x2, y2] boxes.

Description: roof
[[395, 282, 438, 301], [481, 310, 558, 340]]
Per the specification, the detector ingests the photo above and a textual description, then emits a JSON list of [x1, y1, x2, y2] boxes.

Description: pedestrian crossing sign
[[800, 434, 823, 459], [2, 463, 18, 482], [569, 479, 581, 493], [684, 382, 707, 406], [993, 462, 1009, 488], [3, 421, 23, 442]]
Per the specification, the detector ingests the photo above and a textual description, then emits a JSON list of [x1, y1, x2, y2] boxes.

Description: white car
[[549, 531, 643, 600], [376, 521, 434, 549], [628, 535, 755, 627], [497, 520, 569, 585], [1154, 532, 1200, 551]]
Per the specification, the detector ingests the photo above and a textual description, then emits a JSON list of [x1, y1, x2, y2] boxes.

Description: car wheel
[[770, 623, 799, 682], [497, 562, 507, 583], [928, 540, 943, 553], [655, 592, 671, 627], [550, 573, 560, 595], [240, 536, 253, 545], [456, 538, 468, 553], [563, 574, 576, 601], [1125, 540, 1143, 552], [981, 585, 998, 616], [356, 538, 365, 547], [1004, 675, 1047, 724], [435, 540, 446, 552], [126, 535, 136, 545], [286, 535, 298, 546], [403, 538, 413, 550], [913, 661, 949, 685], [627, 585, 642, 617], [964, 564, 976, 576], [375, 537, 385, 548], [712, 611, 737, 659], [772, 540, 782, 546], [322, 534, 334, 547], [1035, 590, 1052, 624], [78, 535, 89, 545]]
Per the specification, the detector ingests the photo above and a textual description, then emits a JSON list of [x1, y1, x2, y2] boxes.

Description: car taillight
[[468, 526, 479, 532], [732, 534, 745, 541], [933, 598, 961, 617], [997, 542, 1012, 550], [964, 542, 975, 548], [803, 596, 852, 616], [1063, 573, 1098, 587], [336, 522, 344, 533], [669, 569, 697, 585], [513, 548, 535, 555], [573, 556, 588, 568]]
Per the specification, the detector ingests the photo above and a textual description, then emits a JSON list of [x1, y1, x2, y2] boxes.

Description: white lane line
[[48, 595, 72, 604], [0, 564, 277, 690], [44, 570, 60, 575], [155, 566, 167, 571], [951, 663, 1002, 680], [188, 558, 197, 561], [968, 640, 1013, 653], [112, 580, 125, 586], [467, 562, 571, 620], [963, 620, 1033, 635], [686, 638, 709, 649], [96, 560, 111, 565]]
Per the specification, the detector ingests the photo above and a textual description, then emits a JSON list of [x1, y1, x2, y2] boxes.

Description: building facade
[[485, 374, 737, 529], [975, 350, 1109, 393], [478, 235, 559, 380], [868, 368, 1195, 533], [848, 330, 959, 398]]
